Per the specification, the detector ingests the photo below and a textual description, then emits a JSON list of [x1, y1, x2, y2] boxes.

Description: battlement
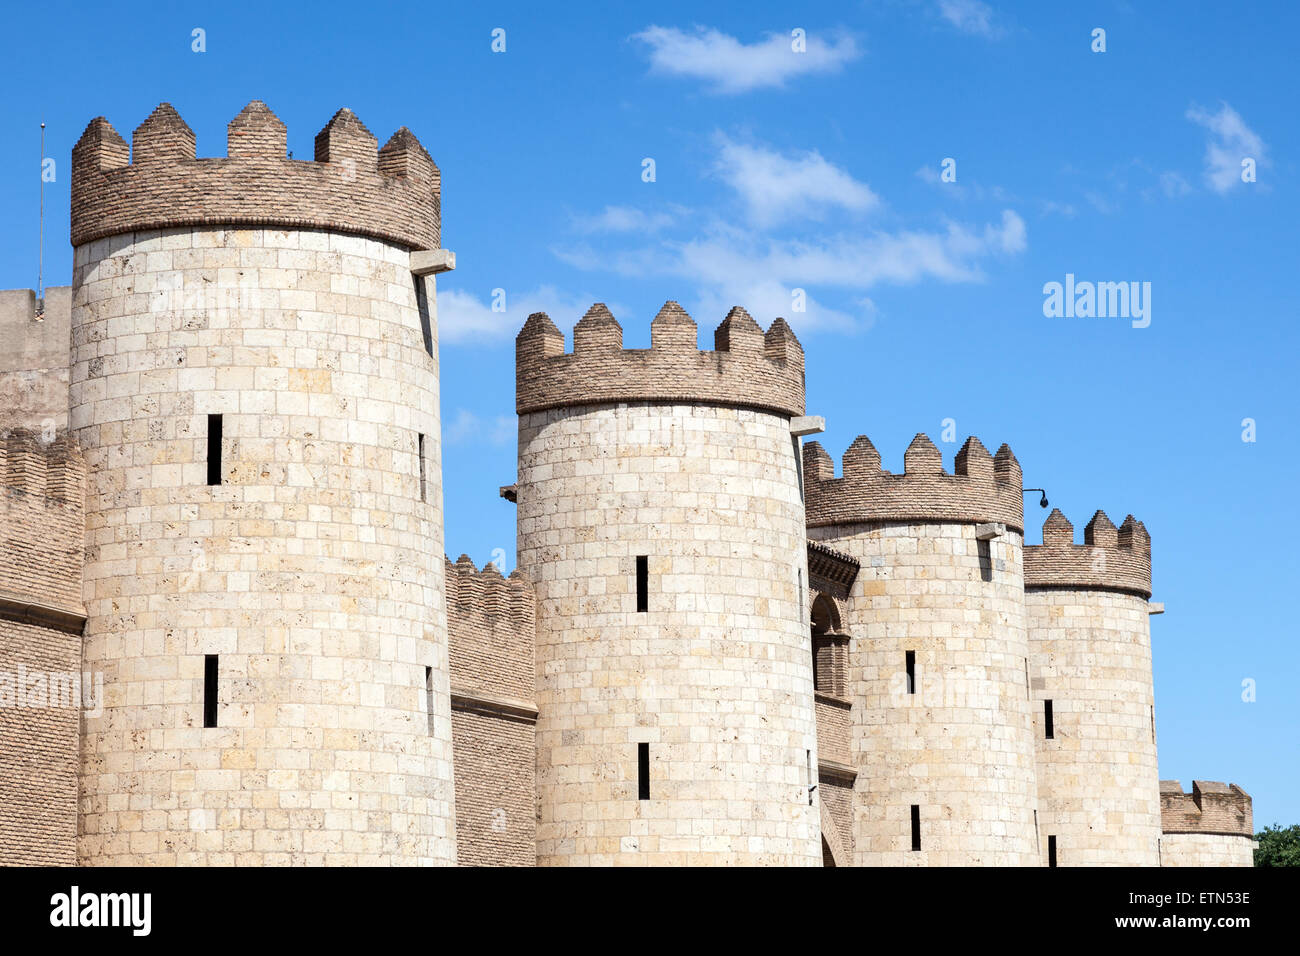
[[0, 430, 86, 613], [445, 556, 536, 704], [1160, 780, 1253, 838], [803, 433, 1023, 531], [0, 430, 84, 504], [71, 101, 440, 250], [1024, 508, 1152, 597], [515, 302, 805, 417]]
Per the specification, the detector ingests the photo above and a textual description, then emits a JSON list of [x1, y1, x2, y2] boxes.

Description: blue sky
[[1, 2, 1295, 826]]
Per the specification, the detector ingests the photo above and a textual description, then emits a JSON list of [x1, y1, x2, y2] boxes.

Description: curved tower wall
[[1025, 509, 1160, 866], [70, 102, 457, 865], [804, 434, 1040, 866], [516, 302, 822, 866]]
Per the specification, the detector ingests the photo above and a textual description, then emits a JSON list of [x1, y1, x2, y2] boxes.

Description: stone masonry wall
[[810, 519, 1041, 866], [0, 287, 73, 434], [1026, 588, 1161, 866], [518, 397, 821, 866], [71, 224, 456, 865], [1161, 832, 1254, 867]]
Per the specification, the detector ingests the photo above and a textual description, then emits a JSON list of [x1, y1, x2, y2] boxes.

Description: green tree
[[1254, 824, 1300, 866]]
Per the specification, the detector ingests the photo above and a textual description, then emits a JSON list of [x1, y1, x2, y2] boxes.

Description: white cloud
[[937, 0, 1001, 38], [555, 210, 1027, 332], [1039, 200, 1077, 218], [1186, 102, 1266, 193], [571, 204, 678, 234], [444, 408, 514, 447], [631, 25, 859, 94], [713, 134, 879, 226], [437, 285, 602, 345]]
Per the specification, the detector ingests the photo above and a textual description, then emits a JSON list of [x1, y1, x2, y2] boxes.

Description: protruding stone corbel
[[791, 415, 825, 437], [411, 249, 456, 276]]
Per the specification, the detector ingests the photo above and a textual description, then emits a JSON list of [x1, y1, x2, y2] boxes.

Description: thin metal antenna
[[37, 120, 45, 316]]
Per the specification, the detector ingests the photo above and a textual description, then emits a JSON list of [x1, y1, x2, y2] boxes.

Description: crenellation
[[804, 433, 1024, 531], [1159, 781, 1254, 866], [226, 100, 287, 160], [515, 302, 805, 417], [71, 101, 441, 250], [132, 103, 196, 164], [1024, 508, 1152, 597]]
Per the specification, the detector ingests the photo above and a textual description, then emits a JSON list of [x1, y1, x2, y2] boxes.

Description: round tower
[[515, 301, 821, 866], [803, 434, 1040, 865], [70, 101, 457, 865], [1024, 509, 1161, 866]]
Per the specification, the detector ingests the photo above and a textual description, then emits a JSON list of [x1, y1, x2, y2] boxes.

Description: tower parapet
[[1024, 509, 1151, 598], [515, 302, 805, 417], [803, 434, 1023, 531], [1160, 781, 1254, 866], [1160, 780, 1253, 837], [71, 101, 440, 250]]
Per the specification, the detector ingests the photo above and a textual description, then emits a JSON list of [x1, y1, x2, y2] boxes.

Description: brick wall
[[0, 431, 86, 866], [446, 556, 537, 866], [516, 303, 805, 418], [72, 102, 439, 251]]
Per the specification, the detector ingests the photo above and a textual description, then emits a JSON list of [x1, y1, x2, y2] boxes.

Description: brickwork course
[[0, 98, 1254, 867]]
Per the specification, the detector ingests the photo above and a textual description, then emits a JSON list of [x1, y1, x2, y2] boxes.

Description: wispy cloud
[[570, 204, 680, 234], [936, 0, 1001, 38], [1038, 199, 1077, 219], [438, 285, 604, 345], [1186, 102, 1266, 193], [914, 164, 1013, 202], [555, 210, 1027, 333], [713, 134, 879, 226], [632, 25, 859, 94], [444, 408, 514, 447]]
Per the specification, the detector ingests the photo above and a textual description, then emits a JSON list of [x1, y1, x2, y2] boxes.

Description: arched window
[[811, 594, 847, 697]]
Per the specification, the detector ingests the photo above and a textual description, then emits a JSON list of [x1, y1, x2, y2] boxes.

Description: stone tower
[[803, 434, 1040, 865], [1025, 509, 1161, 866], [514, 302, 822, 865], [69, 101, 458, 865]]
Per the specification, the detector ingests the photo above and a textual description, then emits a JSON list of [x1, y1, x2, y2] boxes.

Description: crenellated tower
[[515, 301, 822, 866], [1024, 509, 1161, 866], [70, 100, 458, 865], [803, 434, 1040, 865]]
